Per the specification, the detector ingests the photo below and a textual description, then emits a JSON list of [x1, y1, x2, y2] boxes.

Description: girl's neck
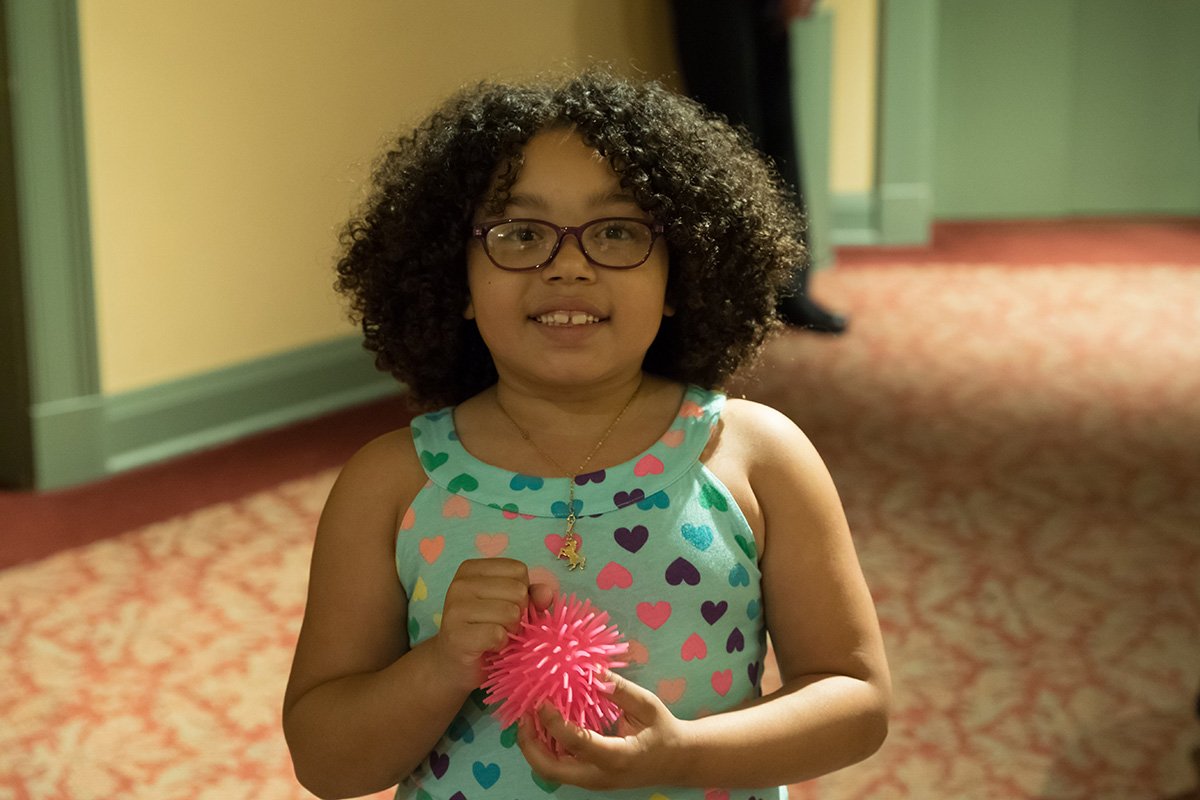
[[492, 371, 647, 426], [454, 372, 685, 477]]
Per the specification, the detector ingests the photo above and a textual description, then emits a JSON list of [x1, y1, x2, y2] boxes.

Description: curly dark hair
[[335, 69, 803, 409]]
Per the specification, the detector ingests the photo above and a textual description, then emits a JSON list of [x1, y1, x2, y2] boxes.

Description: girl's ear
[[464, 297, 476, 320]]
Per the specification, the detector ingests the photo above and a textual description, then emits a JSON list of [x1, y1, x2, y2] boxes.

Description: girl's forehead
[[480, 128, 632, 216], [515, 129, 613, 179]]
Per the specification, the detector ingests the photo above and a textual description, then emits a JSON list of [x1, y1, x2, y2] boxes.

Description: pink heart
[[399, 507, 416, 530], [680, 633, 708, 661], [596, 561, 633, 590], [544, 532, 584, 557], [418, 536, 445, 564], [679, 401, 704, 419], [659, 429, 685, 448], [636, 601, 672, 630], [442, 494, 470, 518], [704, 790, 731, 800], [474, 533, 508, 558], [634, 454, 665, 477], [625, 638, 649, 665], [711, 669, 733, 696], [657, 677, 687, 704]]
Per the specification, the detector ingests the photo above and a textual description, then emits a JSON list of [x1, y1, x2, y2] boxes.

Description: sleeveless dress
[[395, 385, 787, 800]]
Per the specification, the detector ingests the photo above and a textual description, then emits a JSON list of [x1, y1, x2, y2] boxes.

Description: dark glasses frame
[[471, 217, 666, 272]]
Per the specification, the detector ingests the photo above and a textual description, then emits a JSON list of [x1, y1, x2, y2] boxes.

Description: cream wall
[[826, 0, 878, 194], [78, 0, 877, 395], [78, 0, 682, 394]]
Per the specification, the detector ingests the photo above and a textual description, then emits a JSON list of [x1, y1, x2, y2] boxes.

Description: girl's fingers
[[537, 704, 594, 753], [528, 581, 555, 611], [604, 671, 659, 719]]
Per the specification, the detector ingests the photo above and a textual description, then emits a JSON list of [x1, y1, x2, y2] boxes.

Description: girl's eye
[[494, 224, 546, 245], [511, 226, 541, 242], [598, 222, 637, 240]]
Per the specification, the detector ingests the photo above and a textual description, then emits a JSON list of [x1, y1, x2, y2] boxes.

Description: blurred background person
[[671, 0, 848, 333]]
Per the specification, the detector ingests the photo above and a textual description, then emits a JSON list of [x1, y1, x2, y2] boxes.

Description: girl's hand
[[431, 558, 552, 692], [517, 671, 688, 791]]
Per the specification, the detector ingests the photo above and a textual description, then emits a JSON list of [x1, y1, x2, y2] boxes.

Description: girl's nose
[[541, 234, 596, 282]]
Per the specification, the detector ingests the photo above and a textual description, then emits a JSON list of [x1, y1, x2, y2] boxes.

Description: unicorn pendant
[[558, 514, 586, 571]]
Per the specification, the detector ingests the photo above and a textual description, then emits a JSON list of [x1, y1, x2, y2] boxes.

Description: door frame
[[873, 0, 938, 245], [4, 0, 104, 489]]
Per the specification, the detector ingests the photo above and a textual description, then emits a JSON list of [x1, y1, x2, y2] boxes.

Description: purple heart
[[726, 627, 745, 653], [450, 794, 467, 800], [613, 488, 645, 508], [576, 469, 606, 485], [665, 556, 700, 586], [614, 525, 649, 553], [701, 600, 728, 625], [748, 661, 760, 687], [429, 750, 450, 779]]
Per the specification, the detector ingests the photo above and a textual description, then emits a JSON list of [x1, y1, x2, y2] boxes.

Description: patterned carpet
[[2, 259, 1198, 799]]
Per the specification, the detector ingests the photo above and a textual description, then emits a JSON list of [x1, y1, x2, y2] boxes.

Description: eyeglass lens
[[485, 219, 654, 270]]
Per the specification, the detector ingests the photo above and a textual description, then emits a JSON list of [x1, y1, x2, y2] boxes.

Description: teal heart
[[735, 533, 757, 561], [487, 502, 521, 515], [532, 769, 561, 793], [415, 790, 432, 800], [473, 761, 501, 789], [447, 473, 479, 493], [412, 427, 423, 439], [468, 688, 489, 711], [681, 523, 713, 551], [419, 451, 449, 472], [510, 473, 545, 491], [637, 490, 669, 510], [407, 618, 420, 641], [426, 410, 449, 421], [447, 714, 475, 743], [551, 499, 584, 518], [500, 723, 518, 748], [729, 563, 750, 587], [699, 482, 728, 511], [747, 598, 761, 619], [447, 430, 459, 441]]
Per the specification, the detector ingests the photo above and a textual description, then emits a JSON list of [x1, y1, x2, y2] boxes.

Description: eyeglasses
[[471, 217, 665, 272]]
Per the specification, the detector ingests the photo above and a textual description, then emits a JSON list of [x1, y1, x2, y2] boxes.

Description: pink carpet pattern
[[2, 261, 1198, 799]]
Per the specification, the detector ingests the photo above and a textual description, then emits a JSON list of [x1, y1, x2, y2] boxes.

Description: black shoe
[[777, 294, 848, 334]]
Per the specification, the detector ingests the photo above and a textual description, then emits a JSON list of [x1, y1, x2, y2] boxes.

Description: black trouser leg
[[671, 0, 845, 331]]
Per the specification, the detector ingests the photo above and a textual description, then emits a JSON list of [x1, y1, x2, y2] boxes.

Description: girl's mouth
[[532, 311, 604, 326]]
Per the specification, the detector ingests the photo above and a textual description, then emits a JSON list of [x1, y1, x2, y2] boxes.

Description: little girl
[[283, 70, 890, 800]]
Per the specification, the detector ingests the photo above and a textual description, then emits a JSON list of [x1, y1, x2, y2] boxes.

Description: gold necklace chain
[[494, 379, 642, 571]]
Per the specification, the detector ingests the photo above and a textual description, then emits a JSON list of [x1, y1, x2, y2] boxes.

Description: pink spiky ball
[[482, 593, 629, 752]]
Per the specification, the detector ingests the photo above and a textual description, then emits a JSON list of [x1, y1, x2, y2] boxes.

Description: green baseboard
[[30, 394, 106, 489], [831, 192, 880, 246], [28, 336, 400, 489], [878, 182, 935, 245], [102, 336, 400, 476]]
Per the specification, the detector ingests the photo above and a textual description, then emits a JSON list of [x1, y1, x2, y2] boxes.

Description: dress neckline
[[410, 384, 724, 518]]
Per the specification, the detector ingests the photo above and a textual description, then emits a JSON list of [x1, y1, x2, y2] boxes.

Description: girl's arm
[[282, 431, 538, 799], [519, 400, 891, 790]]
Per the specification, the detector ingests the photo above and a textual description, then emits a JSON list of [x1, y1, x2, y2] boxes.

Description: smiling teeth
[[536, 311, 600, 326]]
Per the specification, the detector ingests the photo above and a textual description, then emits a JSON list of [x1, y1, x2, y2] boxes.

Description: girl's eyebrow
[[588, 190, 641, 207], [503, 191, 642, 213]]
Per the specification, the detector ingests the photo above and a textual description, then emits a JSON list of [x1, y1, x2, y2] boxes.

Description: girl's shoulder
[[714, 397, 833, 494], [716, 397, 815, 460], [329, 427, 427, 524]]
